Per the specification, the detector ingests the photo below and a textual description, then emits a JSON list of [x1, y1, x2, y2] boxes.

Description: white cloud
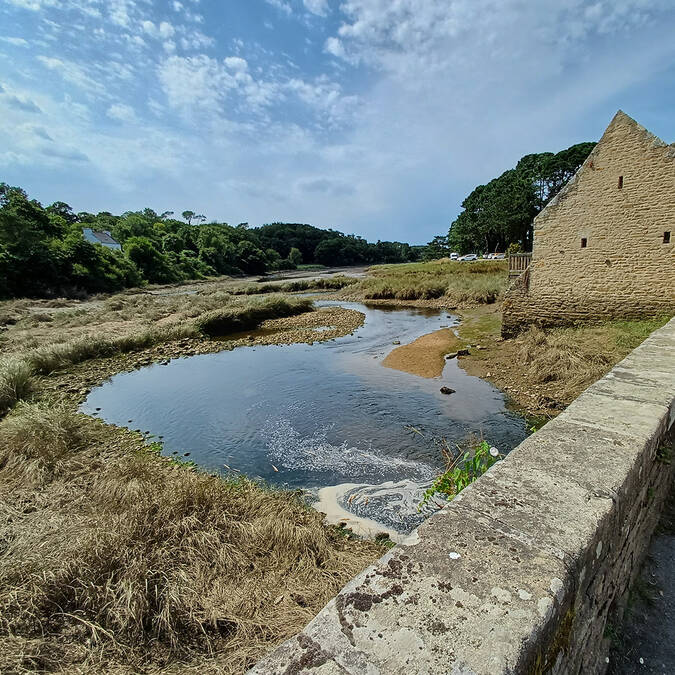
[[0, 37, 29, 46], [303, 0, 329, 16], [265, 0, 292, 16], [36, 56, 106, 95], [324, 36, 345, 58], [4, 0, 57, 9], [107, 102, 137, 122]]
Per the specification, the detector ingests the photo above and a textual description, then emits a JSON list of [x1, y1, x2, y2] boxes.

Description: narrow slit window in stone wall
[[618, 176, 624, 189], [665, 231, 671, 244], [581, 238, 588, 248]]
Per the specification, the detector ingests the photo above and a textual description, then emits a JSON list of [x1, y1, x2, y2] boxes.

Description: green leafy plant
[[420, 439, 503, 507]]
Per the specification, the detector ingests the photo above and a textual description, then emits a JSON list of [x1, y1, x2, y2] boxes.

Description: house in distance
[[503, 110, 675, 336], [82, 227, 122, 251]]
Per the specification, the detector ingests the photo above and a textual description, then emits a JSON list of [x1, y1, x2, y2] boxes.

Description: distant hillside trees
[[445, 141, 596, 254], [0, 183, 418, 299]]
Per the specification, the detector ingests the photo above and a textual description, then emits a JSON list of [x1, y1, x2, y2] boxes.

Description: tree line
[[0, 183, 419, 299], [425, 141, 596, 257]]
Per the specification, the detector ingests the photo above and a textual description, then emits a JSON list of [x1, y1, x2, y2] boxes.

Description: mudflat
[[383, 327, 464, 378]]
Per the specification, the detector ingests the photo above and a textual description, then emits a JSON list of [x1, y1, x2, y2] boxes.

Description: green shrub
[[421, 440, 502, 507]]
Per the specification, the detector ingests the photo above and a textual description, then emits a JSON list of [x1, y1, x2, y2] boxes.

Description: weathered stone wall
[[502, 111, 675, 336], [250, 317, 675, 675]]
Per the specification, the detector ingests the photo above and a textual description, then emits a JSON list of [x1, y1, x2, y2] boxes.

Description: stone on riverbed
[[440, 386, 455, 395]]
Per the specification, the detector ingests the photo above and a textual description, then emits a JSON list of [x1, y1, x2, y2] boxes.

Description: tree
[[236, 240, 267, 274], [125, 236, 178, 283], [288, 247, 303, 266], [423, 235, 453, 260], [447, 141, 595, 253], [182, 210, 206, 226]]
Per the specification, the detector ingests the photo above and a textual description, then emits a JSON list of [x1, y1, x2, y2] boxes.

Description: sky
[[1, 1, 675, 245]]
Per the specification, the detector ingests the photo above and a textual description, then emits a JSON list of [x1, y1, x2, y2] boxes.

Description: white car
[[450, 252, 459, 260], [460, 253, 478, 261]]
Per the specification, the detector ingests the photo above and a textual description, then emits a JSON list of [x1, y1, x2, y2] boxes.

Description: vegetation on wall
[[427, 142, 596, 256], [0, 183, 418, 299]]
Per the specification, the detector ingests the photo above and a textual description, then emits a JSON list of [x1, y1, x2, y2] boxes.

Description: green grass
[[352, 261, 507, 304]]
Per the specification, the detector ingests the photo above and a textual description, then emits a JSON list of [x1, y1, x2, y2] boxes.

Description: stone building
[[502, 110, 675, 336]]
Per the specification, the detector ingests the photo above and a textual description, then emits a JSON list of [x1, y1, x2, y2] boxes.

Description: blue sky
[[1, 0, 675, 244]]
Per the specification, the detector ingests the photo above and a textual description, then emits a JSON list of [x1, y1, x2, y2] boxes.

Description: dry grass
[[0, 401, 90, 485], [0, 404, 382, 674], [516, 317, 670, 392], [349, 261, 507, 304], [0, 357, 35, 413]]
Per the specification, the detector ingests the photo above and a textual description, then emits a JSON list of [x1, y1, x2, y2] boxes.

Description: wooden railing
[[508, 252, 532, 279]]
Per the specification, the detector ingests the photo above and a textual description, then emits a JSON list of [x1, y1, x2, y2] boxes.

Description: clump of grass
[[0, 356, 35, 412], [195, 295, 313, 336], [352, 261, 507, 304], [25, 324, 199, 375], [229, 275, 358, 296], [0, 401, 91, 484]]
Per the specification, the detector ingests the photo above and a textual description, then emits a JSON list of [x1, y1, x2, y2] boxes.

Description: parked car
[[450, 252, 459, 260], [493, 253, 505, 259], [460, 253, 478, 261]]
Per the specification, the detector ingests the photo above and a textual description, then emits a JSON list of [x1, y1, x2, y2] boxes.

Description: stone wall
[[250, 317, 675, 675], [502, 111, 675, 336]]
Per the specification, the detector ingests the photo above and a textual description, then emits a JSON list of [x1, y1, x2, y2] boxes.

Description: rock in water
[[440, 386, 455, 395]]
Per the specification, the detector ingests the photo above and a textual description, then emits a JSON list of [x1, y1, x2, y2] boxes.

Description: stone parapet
[[250, 317, 675, 674]]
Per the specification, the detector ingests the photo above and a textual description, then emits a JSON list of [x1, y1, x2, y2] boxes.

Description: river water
[[82, 301, 527, 539]]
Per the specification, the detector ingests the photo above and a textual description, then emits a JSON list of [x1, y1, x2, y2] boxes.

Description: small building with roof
[[82, 228, 122, 251]]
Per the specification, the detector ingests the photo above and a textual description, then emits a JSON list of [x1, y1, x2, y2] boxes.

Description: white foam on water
[[263, 418, 435, 482]]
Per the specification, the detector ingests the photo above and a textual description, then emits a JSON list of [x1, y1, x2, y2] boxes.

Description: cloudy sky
[[1, 1, 675, 243]]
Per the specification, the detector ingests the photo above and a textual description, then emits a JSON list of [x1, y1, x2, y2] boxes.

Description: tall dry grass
[[352, 260, 507, 304], [0, 402, 380, 673], [515, 317, 670, 399], [0, 357, 35, 413]]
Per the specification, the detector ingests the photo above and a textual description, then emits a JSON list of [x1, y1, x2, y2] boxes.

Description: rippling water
[[82, 301, 527, 535]]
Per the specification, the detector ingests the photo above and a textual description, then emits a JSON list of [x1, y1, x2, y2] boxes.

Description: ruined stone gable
[[502, 110, 675, 336]]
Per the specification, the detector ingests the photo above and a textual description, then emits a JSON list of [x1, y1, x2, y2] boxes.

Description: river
[[82, 301, 527, 540]]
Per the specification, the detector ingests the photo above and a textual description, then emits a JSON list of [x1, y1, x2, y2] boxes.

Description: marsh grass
[[0, 357, 35, 413], [0, 401, 91, 485], [0, 282, 376, 673], [352, 261, 507, 304], [0, 404, 380, 673], [516, 317, 670, 392], [194, 295, 313, 336], [228, 275, 358, 296]]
